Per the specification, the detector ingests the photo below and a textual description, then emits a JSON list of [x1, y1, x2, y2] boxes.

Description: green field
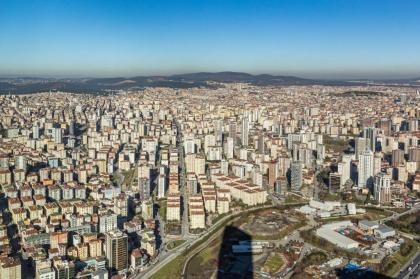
[[263, 253, 284, 275], [149, 255, 185, 279]]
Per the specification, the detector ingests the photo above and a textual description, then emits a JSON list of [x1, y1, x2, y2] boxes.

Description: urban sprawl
[[0, 83, 419, 279]]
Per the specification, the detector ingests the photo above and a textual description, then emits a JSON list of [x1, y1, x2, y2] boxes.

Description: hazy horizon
[[1, 0, 420, 79]]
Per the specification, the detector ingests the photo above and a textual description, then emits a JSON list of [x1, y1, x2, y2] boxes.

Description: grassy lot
[[187, 238, 221, 277], [380, 238, 419, 277], [263, 253, 284, 275], [363, 207, 393, 220], [149, 255, 185, 279], [167, 239, 186, 251], [386, 211, 420, 236]]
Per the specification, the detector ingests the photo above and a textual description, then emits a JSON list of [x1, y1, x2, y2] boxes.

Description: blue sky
[[0, 0, 419, 78]]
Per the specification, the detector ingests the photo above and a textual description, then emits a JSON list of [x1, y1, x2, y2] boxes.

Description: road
[[176, 119, 190, 238], [395, 252, 420, 279]]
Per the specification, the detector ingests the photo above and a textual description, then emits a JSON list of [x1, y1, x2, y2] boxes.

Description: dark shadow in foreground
[[335, 264, 393, 279], [217, 225, 254, 279]]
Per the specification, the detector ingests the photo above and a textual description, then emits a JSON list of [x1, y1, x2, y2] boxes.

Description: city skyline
[[1, 0, 420, 79]]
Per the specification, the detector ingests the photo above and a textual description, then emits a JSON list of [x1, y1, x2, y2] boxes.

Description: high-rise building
[[138, 178, 151, 201], [224, 137, 234, 159], [54, 128, 63, 144], [354, 137, 367, 159], [358, 149, 374, 188], [241, 116, 249, 147], [392, 149, 405, 167], [267, 161, 278, 191], [105, 230, 128, 275], [99, 212, 118, 233], [69, 121, 75, 136], [157, 174, 166, 199], [408, 147, 420, 162], [290, 161, 302, 191], [337, 154, 351, 187], [32, 125, 40, 139], [14, 155, 27, 172], [363, 127, 377, 152], [274, 176, 287, 196], [374, 173, 391, 204], [184, 136, 196, 154]]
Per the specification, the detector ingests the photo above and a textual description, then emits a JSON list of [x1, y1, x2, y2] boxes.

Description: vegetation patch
[[167, 239, 186, 251], [386, 211, 420, 236], [380, 238, 419, 277], [263, 253, 285, 275]]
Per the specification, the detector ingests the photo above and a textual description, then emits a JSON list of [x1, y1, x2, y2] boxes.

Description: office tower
[[374, 173, 391, 204], [15, 155, 27, 172], [157, 174, 166, 199], [392, 149, 405, 167], [290, 161, 302, 191], [363, 127, 377, 152], [358, 149, 374, 188], [241, 116, 249, 147], [354, 137, 367, 160], [105, 230, 128, 274]]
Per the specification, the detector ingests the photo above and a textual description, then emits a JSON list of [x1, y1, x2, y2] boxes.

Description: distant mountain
[[0, 71, 415, 95]]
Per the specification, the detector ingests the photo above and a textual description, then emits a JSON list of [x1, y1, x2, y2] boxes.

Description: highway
[[395, 252, 420, 279]]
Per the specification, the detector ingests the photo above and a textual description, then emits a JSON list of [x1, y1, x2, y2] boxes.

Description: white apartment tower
[[358, 149, 374, 188]]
